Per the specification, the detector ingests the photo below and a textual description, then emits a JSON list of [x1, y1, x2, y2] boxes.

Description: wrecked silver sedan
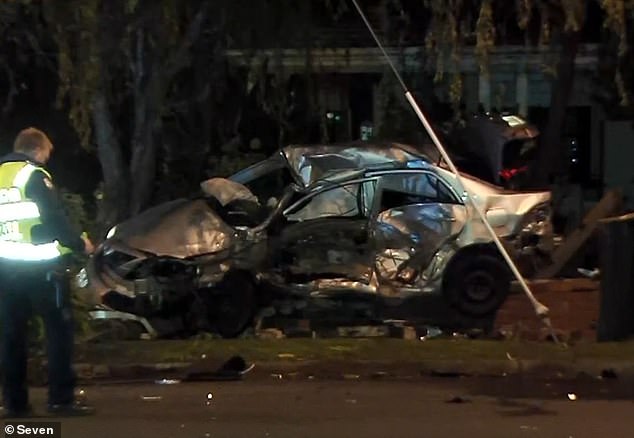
[[80, 142, 553, 338]]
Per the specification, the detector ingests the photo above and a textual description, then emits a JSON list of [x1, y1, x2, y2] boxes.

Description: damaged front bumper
[[77, 241, 233, 308]]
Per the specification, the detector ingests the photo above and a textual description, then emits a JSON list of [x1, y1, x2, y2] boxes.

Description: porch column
[[478, 73, 491, 112], [516, 71, 529, 117]]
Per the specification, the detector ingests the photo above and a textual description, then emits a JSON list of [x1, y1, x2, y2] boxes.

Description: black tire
[[208, 271, 257, 338], [444, 254, 510, 317]]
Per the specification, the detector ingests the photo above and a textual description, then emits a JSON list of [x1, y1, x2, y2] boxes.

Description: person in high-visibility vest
[[0, 127, 95, 418]]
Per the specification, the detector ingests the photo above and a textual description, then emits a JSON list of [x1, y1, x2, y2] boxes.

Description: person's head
[[13, 127, 54, 164]]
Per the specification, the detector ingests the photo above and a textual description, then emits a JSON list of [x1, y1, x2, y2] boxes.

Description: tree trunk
[[129, 100, 160, 215], [92, 91, 129, 231], [533, 31, 581, 186], [128, 23, 162, 216]]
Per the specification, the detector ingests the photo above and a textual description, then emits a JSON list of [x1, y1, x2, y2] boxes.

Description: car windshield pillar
[[250, 184, 300, 233]]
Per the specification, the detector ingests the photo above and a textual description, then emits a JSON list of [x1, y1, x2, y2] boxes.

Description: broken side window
[[379, 172, 459, 211], [285, 182, 363, 222]]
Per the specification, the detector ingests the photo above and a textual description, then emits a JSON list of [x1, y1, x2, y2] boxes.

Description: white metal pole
[[351, 0, 557, 337]]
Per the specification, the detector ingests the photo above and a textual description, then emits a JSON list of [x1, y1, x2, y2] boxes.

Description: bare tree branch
[[164, 1, 210, 80]]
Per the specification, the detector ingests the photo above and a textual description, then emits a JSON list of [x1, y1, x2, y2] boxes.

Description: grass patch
[[74, 338, 634, 365]]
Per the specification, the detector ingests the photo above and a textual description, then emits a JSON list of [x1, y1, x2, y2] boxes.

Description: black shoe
[[47, 402, 95, 416], [1, 405, 34, 418]]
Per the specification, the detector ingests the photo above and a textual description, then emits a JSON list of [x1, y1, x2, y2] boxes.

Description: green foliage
[[59, 190, 99, 244], [43, 0, 100, 149], [418, 0, 634, 110], [475, 0, 495, 74], [423, 0, 470, 107]]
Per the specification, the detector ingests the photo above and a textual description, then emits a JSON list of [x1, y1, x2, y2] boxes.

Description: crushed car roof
[[281, 141, 432, 187]]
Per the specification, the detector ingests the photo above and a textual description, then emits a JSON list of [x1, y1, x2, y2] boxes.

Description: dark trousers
[[0, 261, 76, 410]]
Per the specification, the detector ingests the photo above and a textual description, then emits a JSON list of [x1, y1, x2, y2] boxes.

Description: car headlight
[[106, 226, 117, 239]]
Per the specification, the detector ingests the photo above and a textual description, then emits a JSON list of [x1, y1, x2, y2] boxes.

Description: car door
[[271, 179, 377, 285], [369, 171, 468, 287]]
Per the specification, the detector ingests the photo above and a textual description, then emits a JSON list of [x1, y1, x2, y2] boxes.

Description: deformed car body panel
[[200, 177, 260, 206], [110, 198, 235, 259], [82, 141, 554, 336]]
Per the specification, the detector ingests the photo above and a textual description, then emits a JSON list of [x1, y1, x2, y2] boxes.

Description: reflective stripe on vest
[[0, 241, 61, 261], [0, 161, 62, 261]]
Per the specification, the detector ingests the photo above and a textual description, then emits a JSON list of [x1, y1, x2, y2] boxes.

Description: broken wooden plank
[[536, 189, 623, 279]]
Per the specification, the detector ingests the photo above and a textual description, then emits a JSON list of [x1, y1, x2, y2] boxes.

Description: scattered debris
[[328, 345, 353, 352], [465, 328, 486, 339], [420, 326, 443, 340], [577, 268, 600, 279], [155, 379, 181, 385], [277, 353, 296, 359], [430, 370, 466, 378], [446, 396, 471, 404], [498, 401, 557, 417], [257, 328, 286, 340], [567, 393, 577, 401], [386, 323, 418, 340], [336, 325, 389, 338], [184, 355, 254, 381], [271, 373, 283, 379], [600, 369, 618, 379], [141, 396, 162, 401]]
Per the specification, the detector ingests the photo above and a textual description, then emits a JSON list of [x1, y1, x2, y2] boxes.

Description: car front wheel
[[206, 271, 257, 338]]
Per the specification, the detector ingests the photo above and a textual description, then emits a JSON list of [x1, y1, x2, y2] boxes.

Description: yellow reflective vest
[[0, 161, 72, 261]]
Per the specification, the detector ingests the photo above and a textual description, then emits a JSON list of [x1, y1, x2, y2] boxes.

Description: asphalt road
[[6, 378, 633, 438]]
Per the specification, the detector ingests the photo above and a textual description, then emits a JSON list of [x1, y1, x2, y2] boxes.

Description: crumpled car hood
[[109, 198, 235, 259]]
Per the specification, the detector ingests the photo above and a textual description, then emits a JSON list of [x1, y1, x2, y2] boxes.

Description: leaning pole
[[350, 0, 559, 343]]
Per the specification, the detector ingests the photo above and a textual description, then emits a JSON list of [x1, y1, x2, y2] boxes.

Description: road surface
[[6, 377, 633, 438]]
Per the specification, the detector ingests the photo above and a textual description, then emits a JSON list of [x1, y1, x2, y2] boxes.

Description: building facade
[[227, 41, 634, 206]]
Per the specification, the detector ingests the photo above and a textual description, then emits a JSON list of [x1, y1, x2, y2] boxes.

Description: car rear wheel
[[207, 271, 257, 338], [444, 254, 510, 317]]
